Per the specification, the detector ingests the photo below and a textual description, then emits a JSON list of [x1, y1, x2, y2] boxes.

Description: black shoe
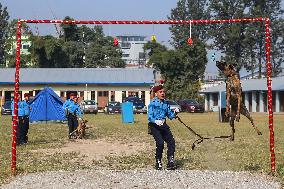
[[155, 159, 162, 170], [167, 156, 176, 170]]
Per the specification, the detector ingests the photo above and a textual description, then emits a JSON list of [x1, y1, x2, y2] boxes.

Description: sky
[[2, 0, 284, 75]]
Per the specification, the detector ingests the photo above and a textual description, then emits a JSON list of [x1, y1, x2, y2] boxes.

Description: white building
[[200, 72, 224, 92], [0, 68, 155, 109], [116, 35, 148, 67], [201, 77, 284, 113], [5, 35, 32, 67]]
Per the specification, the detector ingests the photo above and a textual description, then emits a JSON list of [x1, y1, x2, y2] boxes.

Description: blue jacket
[[63, 99, 74, 111], [69, 103, 83, 117], [63, 99, 83, 117], [11, 100, 25, 117], [148, 97, 175, 123], [22, 100, 31, 116]]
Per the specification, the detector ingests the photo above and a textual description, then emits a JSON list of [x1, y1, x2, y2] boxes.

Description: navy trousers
[[67, 114, 78, 136], [23, 115, 29, 143], [17, 116, 26, 144], [149, 122, 175, 160]]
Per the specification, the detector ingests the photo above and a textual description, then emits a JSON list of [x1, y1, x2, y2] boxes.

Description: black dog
[[216, 61, 262, 140]]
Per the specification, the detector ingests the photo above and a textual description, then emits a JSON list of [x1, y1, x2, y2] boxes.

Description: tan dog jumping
[[216, 61, 262, 140]]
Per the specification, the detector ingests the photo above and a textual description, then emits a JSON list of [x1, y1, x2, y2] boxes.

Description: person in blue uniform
[[11, 94, 26, 145], [63, 93, 83, 139], [148, 85, 179, 170], [22, 93, 31, 143]]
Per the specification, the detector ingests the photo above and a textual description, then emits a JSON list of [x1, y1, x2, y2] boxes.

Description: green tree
[[30, 36, 70, 68], [168, 0, 210, 48], [84, 26, 124, 68], [30, 36, 49, 67], [30, 22, 124, 68], [149, 0, 208, 99], [144, 41, 167, 58], [63, 41, 84, 68], [60, 16, 79, 42], [5, 19, 33, 67], [208, 0, 284, 77], [208, 0, 249, 71], [145, 40, 207, 100], [45, 37, 69, 68], [0, 3, 9, 67], [245, 0, 284, 77]]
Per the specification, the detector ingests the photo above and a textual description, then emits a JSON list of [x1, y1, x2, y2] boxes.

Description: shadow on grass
[[175, 157, 194, 169], [28, 139, 50, 145], [244, 163, 261, 171]]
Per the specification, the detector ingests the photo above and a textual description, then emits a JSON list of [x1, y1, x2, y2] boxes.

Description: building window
[[213, 93, 218, 106], [79, 91, 84, 98], [128, 91, 138, 97], [263, 92, 267, 112], [28, 91, 33, 97], [22, 44, 30, 49], [111, 91, 115, 101], [256, 91, 260, 112], [206, 94, 210, 110], [35, 90, 41, 96], [98, 91, 108, 97], [272, 91, 276, 112], [139, 52, 146, 59], [121, 42, 131, 48], [280, 91, 284, 112], [122, 54, 130, 57], [122, 91, 126, 101], [248, 92, 252, 112], [141, 91, 145, 103], [91, 91, 96, 100]]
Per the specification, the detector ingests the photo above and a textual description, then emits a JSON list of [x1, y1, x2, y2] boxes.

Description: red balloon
[[113, 38, 119, 46], [187, 38, 193, 45]]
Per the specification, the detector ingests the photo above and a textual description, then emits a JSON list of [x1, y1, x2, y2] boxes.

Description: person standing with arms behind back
[[148, 85, 179, 170], [23, 93, 31, 143], [63, 93, 76, 139], [11, 94, 26, 145]]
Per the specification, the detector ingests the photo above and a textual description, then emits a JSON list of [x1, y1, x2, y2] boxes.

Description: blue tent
[[30, 87, 66, 122]]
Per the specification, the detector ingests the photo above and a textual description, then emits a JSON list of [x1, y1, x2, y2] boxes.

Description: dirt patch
[[31, 138, 151, 162]]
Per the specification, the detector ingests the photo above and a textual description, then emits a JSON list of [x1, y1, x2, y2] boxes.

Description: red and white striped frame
[[12, 17, 275, 174]]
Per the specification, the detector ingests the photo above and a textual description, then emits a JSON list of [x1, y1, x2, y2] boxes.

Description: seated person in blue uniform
[[148, 85, 179, 170]]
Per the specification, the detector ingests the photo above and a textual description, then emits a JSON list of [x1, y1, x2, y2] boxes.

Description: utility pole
[[83, 31, 88, 100], [82, 31, 86, 65]]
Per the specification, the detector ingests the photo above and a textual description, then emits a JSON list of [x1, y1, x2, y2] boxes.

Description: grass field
[[0, 112, 284, 185]]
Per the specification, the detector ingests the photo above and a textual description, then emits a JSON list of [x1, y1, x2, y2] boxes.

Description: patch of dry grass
[[0, 112, 284, 185]]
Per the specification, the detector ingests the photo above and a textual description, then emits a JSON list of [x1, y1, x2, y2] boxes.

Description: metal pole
[[264, 18, 275, 173], [11, 19, 22, 175], [85, 84, 88, 100]]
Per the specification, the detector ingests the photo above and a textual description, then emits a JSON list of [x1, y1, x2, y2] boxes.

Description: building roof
[[0, 68, 155, 85], [201, 76, 284, 93]]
